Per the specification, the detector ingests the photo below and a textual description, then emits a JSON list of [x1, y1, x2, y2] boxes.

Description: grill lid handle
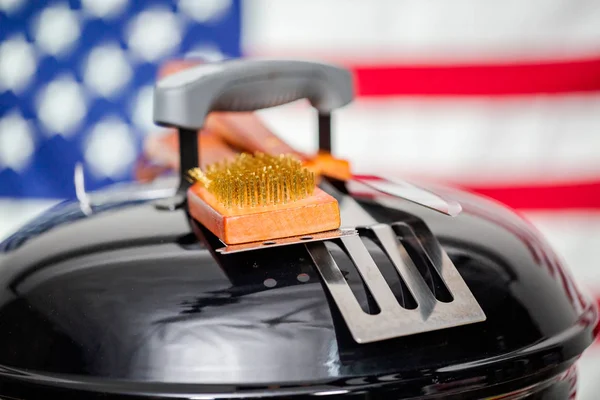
[[153, 59, 354, 130], [152, 59, 355, 194]]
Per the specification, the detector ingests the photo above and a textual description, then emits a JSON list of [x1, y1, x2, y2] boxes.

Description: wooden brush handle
[[206, 112, 308, 160]]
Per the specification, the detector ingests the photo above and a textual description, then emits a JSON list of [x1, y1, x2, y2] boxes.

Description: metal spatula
[[306, 221, 486, 344]]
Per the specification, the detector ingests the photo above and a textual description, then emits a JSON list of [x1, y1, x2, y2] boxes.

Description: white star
[[126, 8, 182, 62], [0, 0, 25, 14], [83, 44, 132, 98], [178, 0, 232, 23], [33, 4, 81, 57], [0, 112, 35, 172], [131, 85, 158, 133], [81, 0, 128, 19], [36, 75, 87, 137], [0, 35, 37, 94], [84, 117, 137, 179]]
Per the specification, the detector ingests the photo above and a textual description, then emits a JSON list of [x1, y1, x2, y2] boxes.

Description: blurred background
[[1, 0, 599, 397]]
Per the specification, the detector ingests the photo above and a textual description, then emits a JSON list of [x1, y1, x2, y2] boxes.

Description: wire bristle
[[188, 153, 316, 209]]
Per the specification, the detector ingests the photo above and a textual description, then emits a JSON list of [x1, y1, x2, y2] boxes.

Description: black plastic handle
[[153, 59, 354, 130], [152, 59, 354, 199]]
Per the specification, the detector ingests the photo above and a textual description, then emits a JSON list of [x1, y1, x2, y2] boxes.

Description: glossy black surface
[[0, 179, 596, 399]]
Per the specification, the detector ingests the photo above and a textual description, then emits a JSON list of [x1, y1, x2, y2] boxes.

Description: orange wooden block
[[187, 183, 341, 245]]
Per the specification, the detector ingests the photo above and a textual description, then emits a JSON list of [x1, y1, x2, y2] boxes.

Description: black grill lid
[[0, 179, 595, 398]]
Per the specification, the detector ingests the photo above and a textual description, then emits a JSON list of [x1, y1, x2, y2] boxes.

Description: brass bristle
[[188, 153, 316, 209]]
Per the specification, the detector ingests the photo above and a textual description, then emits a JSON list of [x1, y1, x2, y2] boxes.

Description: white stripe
[[256, 94, 600, 184], [242, 0, 600, 62]]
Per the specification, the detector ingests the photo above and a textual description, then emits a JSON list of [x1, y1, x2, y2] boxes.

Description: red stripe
[[350, 56, 600, 96], [457, 179, 600, 210]]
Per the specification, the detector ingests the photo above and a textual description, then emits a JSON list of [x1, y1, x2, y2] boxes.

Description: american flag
[[0, 0, 241, 196], [1, 0, 599, 397]]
